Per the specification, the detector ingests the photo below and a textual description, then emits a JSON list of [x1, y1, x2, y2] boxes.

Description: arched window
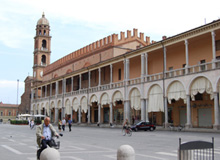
[[41, 55, 46, 65], [42, 40, 47, 49], [39, 30, 41, 35], [44, 30, 46, 35]]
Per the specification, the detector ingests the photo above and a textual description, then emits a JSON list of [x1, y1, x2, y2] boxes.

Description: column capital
[[211, 30, 215, 37], [184, 39, 188, 45]]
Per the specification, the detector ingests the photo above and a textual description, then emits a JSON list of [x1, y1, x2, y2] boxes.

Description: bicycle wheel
[[127, 129, 132, 137], [122, 129, 126, 136]]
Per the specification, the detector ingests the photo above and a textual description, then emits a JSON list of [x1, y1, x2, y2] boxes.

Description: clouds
[[0, 80, 24, 104], [0, 0, 219, 104]]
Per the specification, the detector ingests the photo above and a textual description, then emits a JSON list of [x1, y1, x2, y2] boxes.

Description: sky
[[0, 0, 220, 104]]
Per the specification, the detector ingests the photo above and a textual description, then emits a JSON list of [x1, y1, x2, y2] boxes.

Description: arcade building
[[30, 13, 220, 130]]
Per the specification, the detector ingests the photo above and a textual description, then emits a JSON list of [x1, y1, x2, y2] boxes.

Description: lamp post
[[17, 79, 19, 105]]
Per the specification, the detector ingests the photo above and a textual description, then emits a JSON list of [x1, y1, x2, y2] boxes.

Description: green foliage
[[10, 120, 29, 125]]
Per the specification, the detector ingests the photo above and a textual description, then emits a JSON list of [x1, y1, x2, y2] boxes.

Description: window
[[182, 64, 186, 74], [44, 30, 46, 35], [0, 112, 3, 116], [216, 40, 220, 51], [200, 59, 206, 71], [195, 93, 203, 101], [103, 67, 106, 81], [41, 55, 46, 65], [82, 73, 88, 81], [118, 69, 121, 80], [168, 67, 173, 77], [8, 112, 11, 116], [42, 40, 47, 49]]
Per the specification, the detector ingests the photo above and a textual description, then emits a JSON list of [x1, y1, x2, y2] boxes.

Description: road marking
[[156, 152, 177, 157], [136, 153, 168, 160], [61, 156, 84, 160], [103, 154, 116, 159], [81, 144, 115, 151], [1, 145, 22, 155]]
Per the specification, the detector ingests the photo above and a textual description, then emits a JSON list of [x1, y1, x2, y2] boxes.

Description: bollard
[[40, 148, 60, 160], [117, 145, 135, 160]]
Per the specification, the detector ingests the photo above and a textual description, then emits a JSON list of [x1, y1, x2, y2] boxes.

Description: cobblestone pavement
[[0, 124, 220, 160]]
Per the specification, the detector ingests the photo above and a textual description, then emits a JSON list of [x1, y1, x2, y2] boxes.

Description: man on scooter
[[36, 117, 59, 159]]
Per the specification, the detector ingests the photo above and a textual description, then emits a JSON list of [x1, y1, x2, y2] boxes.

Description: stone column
[[185, 39, 189, 74], [70, 107, 73, 120], [141, 98, 146, 121], [55, 81, 58, 95], [109, 102, 113, 124], [164, 97, 169, 128], [79, 75, 81, 90], [98, 68, 101, 86], [213, 92, 220, 130], [211, 31, 216, 69], [110, 64, 113, 84], [78, 106, 81, 123], [55, 108, 58, 124], [141, 53, 145, 77], [126, 59, 130, 80], [87, 105, 90, 124], [71, 77, 74, 92], [88, 71, 91, 88], [98, 103, 101, 124], [124, 100, 130, 122], [63, 79, 66, 93], [185, 95, 192, 129], [145, 99, 149, 122], [145, 53, 148, 76], [163, 47, 167, 73], [124, 59, 126, 80]]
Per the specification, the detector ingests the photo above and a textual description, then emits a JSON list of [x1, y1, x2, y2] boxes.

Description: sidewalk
[[56, 123, 220, 133]]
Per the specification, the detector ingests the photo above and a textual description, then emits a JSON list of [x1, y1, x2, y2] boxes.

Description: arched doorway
[[130, 88, 141, 125], [167, 81, 186, 126], [100, 93, 110, 124], [50, 101, 55, 123], [148, 85, 164, 125], [81, 96, 88, 123], [90, 95, 98, 123], [112, 91, 124, 125], [65, 99, 71, 119], [190, 77, 214, 128], [72, 98, 79, 123]]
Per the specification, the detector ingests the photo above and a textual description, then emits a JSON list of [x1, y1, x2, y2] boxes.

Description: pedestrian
[[61, 117, 66, 131], [58, 119, 62, 132], [68, 117, 72, 132]]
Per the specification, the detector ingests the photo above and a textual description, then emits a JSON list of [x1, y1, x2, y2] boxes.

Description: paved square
[[0, 124, 220, 160]]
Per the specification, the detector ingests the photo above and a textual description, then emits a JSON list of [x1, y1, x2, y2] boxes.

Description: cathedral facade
[[30, 13, 220, 130]]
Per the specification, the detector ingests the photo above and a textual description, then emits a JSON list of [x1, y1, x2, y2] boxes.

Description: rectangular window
[[216, 40, 220, 51], [168, 67, 173, 77], [200, 59, 206, 71], [0, 112, 3, 116], [182, 64, 186, 75], [8, 112, 11, 116], [82, 73, 88, 81], [118, 69, 121, 80]]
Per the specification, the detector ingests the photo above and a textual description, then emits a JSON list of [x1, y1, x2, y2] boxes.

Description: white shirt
[[62, 119, 66, 125], [43, 124, 51, 140]]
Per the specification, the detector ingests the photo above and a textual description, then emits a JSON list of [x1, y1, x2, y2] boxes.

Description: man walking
[[62, 117, 66, 131], [68, 117, 72, 132]]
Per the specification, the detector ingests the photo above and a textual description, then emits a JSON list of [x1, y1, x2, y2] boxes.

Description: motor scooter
[[37, 133, 63, 160]]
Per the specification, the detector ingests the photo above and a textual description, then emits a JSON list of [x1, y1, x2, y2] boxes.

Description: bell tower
[[33, 12, 51, 85]]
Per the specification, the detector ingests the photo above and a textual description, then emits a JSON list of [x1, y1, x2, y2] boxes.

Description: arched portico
[[100, 93, 110, 124], [129, 88, 141, 125], [112, 91, 124, 125], [72, 97, 79, 123]]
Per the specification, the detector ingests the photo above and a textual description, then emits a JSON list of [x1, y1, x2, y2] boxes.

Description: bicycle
[[122, 127, 132, 136]]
